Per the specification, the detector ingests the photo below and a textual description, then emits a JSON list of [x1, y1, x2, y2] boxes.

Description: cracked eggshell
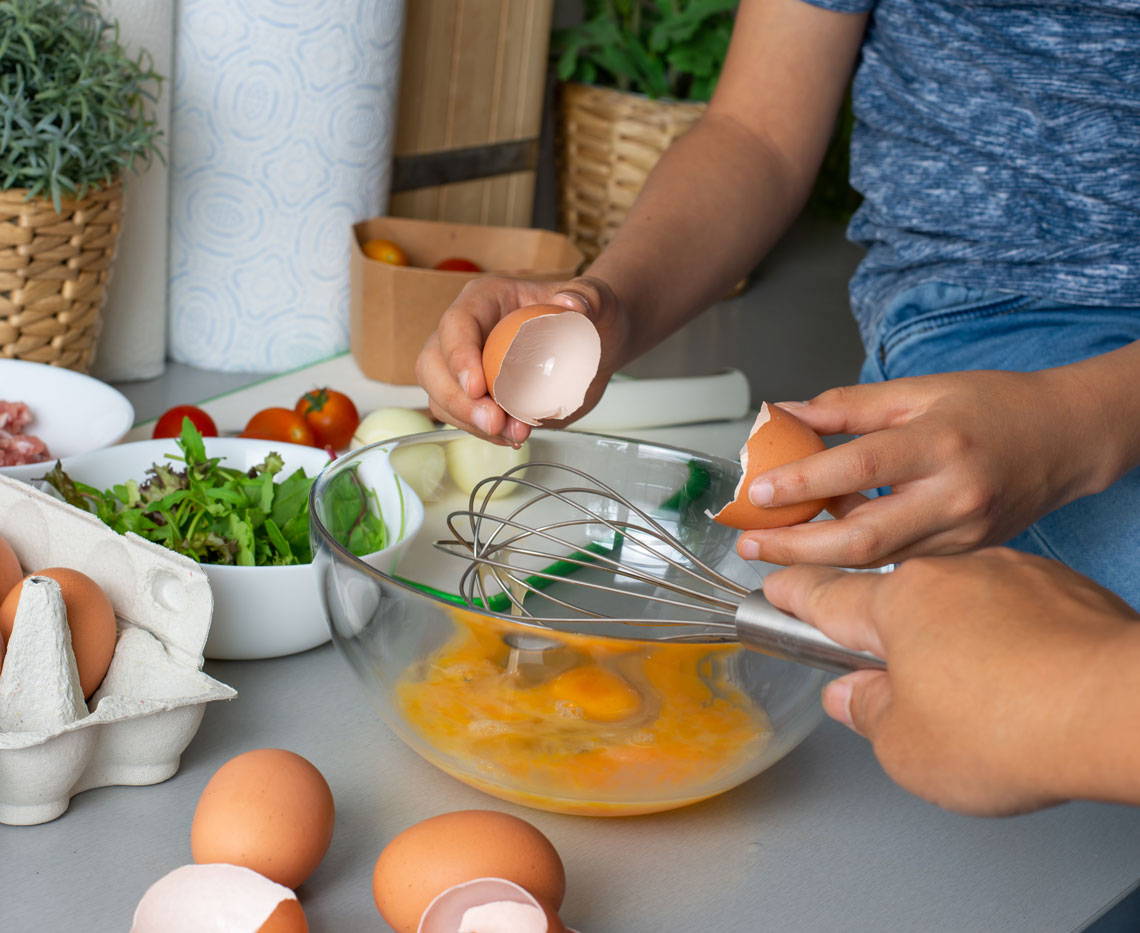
[[0, 567, 116, 699], [130, 863, 308, 933], [373, 810, 566, 933], [418, 878, 565, 933], [482, 306, 601, 426], [711, 402, 829, 530]]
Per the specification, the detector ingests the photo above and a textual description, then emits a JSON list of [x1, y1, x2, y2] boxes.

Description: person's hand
[[414, 275, 629, 446], [736, 367, 1116, 567], [763, 549, 1140, 815]]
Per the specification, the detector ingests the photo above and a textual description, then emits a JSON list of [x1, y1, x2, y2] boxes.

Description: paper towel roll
[[168, 0, 406, 373], [90, 0, 174, 383]]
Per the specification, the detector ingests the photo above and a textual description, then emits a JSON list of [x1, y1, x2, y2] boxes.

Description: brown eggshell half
[[373, 809, 566, 933], [417, 877, 565, 933], [129, 863, 308, 933], [0, 566, 117, 699], [482, 305, 601, 426], [0, 533, 21, 604], [191, 748, 336, 890], [711, 402, 829, 530]]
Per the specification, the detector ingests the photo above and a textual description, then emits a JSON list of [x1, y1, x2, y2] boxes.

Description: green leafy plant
[[0, 0, 164, 210], [41, 420, 390, 566], [552, 0, 738, 103]]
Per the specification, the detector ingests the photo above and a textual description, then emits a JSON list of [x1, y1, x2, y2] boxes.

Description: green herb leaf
[[324, 465, 388, 557], [38, 422, 385, 568]]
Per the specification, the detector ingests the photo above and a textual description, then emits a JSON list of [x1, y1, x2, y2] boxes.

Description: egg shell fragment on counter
[[418, 878, 565, 933], [373, 809, 567, 933], [130, 863, 308, 933], [0, 473, 236, 826], [482, 306, 601, 426], [711, 402, 829, 530]]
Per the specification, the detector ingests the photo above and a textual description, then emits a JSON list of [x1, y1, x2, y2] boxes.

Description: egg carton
[[0, 473, 236, 825]]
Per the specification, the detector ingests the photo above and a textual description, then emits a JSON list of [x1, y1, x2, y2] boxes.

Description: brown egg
[[482, 306, 601, 426], [191, 748, 335, 889], [373, 809, 566, 933], [712, 402, 829, 530], [0, 533, 21, 605], [0, 567, 117, 699], [130, 863, 309, 933]]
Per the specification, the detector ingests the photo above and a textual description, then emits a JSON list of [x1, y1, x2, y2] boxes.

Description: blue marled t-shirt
[[801, 0, 1140, 348]]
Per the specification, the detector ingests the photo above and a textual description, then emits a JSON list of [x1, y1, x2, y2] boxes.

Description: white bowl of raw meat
[[0, 360, 135, 482]]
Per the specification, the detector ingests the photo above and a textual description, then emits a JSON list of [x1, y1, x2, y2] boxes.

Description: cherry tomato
[[153, 405, 218, 439], [433, 257, 482, 273], [240, 407, 316, 446], [361, 238, 409, 266], [294, 388, 360, 450]]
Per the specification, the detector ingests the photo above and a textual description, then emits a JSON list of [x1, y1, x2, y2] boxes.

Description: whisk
[[433, 461, 885, 675]]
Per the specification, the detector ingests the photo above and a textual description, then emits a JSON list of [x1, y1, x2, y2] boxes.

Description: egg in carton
[[0, 473, 236, 825]]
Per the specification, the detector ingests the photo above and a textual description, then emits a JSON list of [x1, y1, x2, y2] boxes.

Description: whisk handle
[[735, 590, 887, 675]]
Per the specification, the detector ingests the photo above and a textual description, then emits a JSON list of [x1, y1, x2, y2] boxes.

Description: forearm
[[582, 0, 867, 370], [586, 112, 812, 365], [1049, 339, 1140, 496]]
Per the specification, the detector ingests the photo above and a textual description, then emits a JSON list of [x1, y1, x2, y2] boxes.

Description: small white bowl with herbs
[[37, 423, 422, 660]]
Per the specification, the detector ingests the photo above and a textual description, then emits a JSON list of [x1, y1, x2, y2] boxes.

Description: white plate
[[0, 360, 135, 482]]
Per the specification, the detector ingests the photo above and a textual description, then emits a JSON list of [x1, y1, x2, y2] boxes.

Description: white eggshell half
[[492, 314, 601, 426], [418, 877, 549, 933], [130, 863, 298, 933]]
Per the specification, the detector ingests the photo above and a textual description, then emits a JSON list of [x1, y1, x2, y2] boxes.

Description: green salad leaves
[[42, 419, 388, 566]]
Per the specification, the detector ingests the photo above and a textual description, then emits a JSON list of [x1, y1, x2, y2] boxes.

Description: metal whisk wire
[[432, 459, 887, 675], [435, 461, 749, 630]]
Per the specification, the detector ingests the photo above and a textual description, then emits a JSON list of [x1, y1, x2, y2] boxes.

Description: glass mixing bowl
[[309, 429, 827, 817]]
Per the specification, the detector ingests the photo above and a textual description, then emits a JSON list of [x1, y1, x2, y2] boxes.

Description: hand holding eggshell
[[712, 402, 829, 531]]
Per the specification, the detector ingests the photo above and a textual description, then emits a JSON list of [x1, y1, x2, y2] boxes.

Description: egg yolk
[[395, 613, 771, 815], [547, 666, 642, 722]]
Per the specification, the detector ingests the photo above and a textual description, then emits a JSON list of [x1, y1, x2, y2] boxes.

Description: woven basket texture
[[557, 82, 706, 262], [0, 181, 123, 373]]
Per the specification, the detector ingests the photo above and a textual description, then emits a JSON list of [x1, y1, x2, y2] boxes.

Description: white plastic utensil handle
[[570, 369, 751, 432]]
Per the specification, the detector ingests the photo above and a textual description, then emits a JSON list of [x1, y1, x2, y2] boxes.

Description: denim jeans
[[857, 281, 1140, 611]]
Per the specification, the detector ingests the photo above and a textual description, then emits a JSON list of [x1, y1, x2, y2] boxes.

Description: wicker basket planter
[[557, 82, 706, 262], [0, 182, 124, 373]]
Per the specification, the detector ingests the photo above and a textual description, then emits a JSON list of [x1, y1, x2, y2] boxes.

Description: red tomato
[[433, 257, 483, 273], [240, 408, 316, 446], [294, 388, 360, 450], [153, 405, 218, 439]]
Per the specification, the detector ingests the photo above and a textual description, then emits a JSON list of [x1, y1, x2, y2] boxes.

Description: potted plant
[[0, 0, 162, 372], [551, 0, 857, 261]]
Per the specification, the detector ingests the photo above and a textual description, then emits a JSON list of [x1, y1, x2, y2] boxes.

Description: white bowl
[[52, 436, 422, 660], [0, 360, 135, 482]]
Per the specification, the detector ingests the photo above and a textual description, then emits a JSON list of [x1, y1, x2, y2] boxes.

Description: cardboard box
[[349, 216, 585, 385]]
